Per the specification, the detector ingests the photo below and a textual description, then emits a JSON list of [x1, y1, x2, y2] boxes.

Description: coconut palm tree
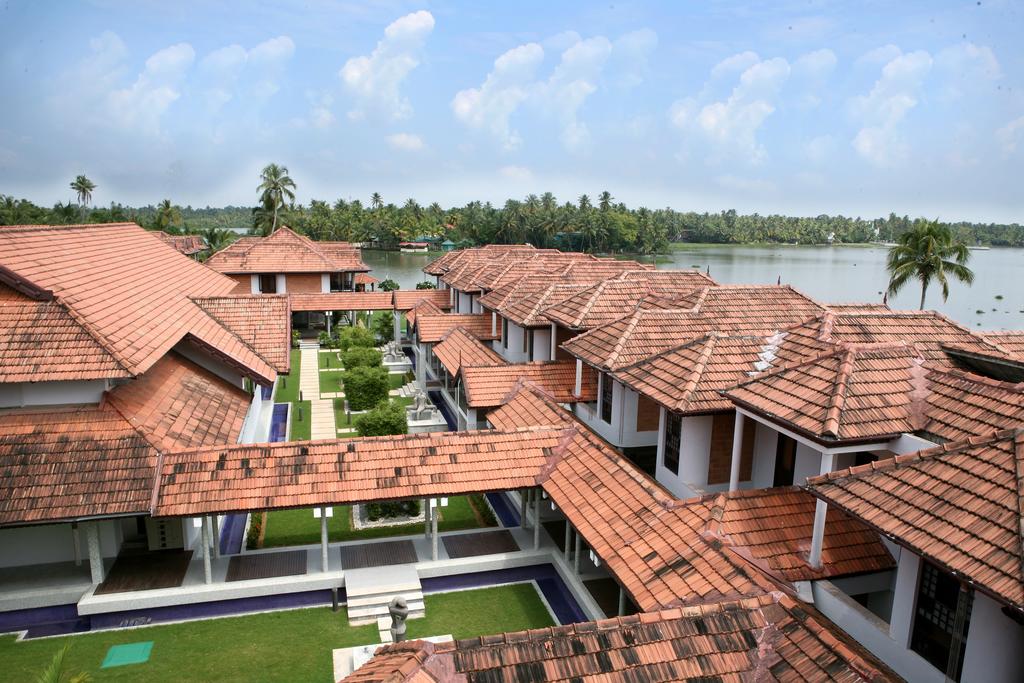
[[154, 199, 182, 233], [370, 192, 384, 211], [35, 644, 91, 683], [886, 218, 974, 309], [201, 226, 236, 255], [69, 175, 95, 211], [257, 163, 296, 233]]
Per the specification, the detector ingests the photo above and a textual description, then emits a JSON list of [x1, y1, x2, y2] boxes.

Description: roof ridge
[[677, 335, 718, 412], [823, 348, 855, 438], [1014, 430, 1024, 593], [574, 280, 609, 327], [606, 307, 646, 370], [192, 302, 281, 377]]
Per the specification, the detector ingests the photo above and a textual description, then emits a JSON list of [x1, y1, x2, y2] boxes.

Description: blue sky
[[0, 1, 1021, 221]]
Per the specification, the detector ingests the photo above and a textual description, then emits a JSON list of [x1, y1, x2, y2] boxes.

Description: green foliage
[[372, 310, 395, 342], [338, 326, 376, 352], [342, 347, 382, 369], [342, 367, 389, 410], [245, 513, 264, 550], [256, 163, 296, 234], [354, 400, 408, 436], [366, 499, 419, 520], [35, 643, 91, 683], [415, 281, 436, 289], [379, 278, 400, 291], [886, 218, 975, 309], [291, 330, 301, 348]]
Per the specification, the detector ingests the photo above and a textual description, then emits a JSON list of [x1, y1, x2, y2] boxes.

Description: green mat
[[101, 641, 153, 668]]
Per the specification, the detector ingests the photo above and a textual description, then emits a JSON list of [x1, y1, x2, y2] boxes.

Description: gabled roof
[[697, 487, 894, 582], [460, 361, 596, 408], [562, 285, 826, 371], [404, 299, 443, 327], [984, 330, 1024, 356], [205, 226, 367, 273], [921, 368, 1024, 441], [499, 282, 592, 327], [0, 223, 276, 384], [193, 295, 291, 373], [288, 291, 394, 312], [544, 270, 714, 331], [478, 275, 563, 313], [393, 289, 451, 312], [726, 343, 926, 443], [155, 232, 208, 255], [348, 592, 897, 683], [487, 383, 574, 431], [415, 313, 498, 344], [432, 327, 504, 377], [807, 429, 1024, 610]]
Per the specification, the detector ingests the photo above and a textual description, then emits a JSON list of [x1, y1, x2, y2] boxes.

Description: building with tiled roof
[[344, 592, 898, 682], [154, 231, 208, 257], [458, 361, 597, 428]]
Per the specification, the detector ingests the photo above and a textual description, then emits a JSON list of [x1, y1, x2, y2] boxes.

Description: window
[[854, 451, 880, 467], [773, 434, 797, 486], [600, 373, 613, 424], [663, 413, 682, 475], [524, 328, 531, 355], [258, 274, 277, 293], [911, 561, 973, 681], [502, 318, 509, 348], [329, 272, 351, 292]]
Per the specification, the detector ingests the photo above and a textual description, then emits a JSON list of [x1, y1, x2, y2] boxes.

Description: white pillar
[[202, 517, 213, 584], [491, 312, 497, 337], [550, 323, 558, 360], [431, 503, 439, 561], [618, 585, 627, 616], [211, 515, 221, 559], [424, 498, 430, 539], [809, 452, 835, 569], [72, 522, 82, 566], [320, 512, 329, 572], [563, 522, 571, 561], [86, 521, 104, 584], [728, 412, 746, 492], [573, 532, 582, 574], [393, 310, 401, 343], [574, 359, 583, 397], [326, 312, 332, 335], [533, 491, 541, 550]]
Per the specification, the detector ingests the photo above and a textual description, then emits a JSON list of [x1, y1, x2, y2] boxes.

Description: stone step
[[348, 603, 426, 625], [346, 589, 424, 610]]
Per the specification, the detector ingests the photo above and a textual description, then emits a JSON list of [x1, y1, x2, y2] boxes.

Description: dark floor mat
[[340, 540, 417, 569], [226, 550, 307, 582], [94, 550, 193, 594], [443, 530, 519, 558]]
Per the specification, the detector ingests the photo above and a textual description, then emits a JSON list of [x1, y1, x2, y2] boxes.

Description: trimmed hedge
[[366, 500, 419, 520], [342, 347, 383, 369], [342, 367, 389, 410], [338, 326, 376, 352], [354, 400, 408, 437]]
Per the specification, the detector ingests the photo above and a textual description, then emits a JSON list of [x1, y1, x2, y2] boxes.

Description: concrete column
[[202, 517, 213, 584], [393, 310, 401, 343], [573, 532, 582, 574], [424, 498, 430, 539], [211, 516, 221, 559], [520, 489, 528, 529], [618, 585, 627, 616], [491, 312, 497, 337], [808, 452, 835, 569], [431, 503, 439, 561], [563, 522, 571, 561], [320, 512, 329, 573], [533, 491, 541, 550], [326, 312, 332, 335], [728, 412, 746, 492], [86, 521, 104, 584], [550, 323, 557, 360], [72, 522, 82, 566], [574, 359, 583, 397]]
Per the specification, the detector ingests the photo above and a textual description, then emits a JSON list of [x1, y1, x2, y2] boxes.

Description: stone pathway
[[299, 348, 337, 440]]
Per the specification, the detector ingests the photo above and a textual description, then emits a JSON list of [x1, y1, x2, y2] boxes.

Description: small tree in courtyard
[[338, 326, 375, 352], [415, 281, 436, 289], [342, 366, 389, 410], [342, 347, 382, 369], [354, 400, 408, 436], [372, 310, 395, 342], [379, 278, 400, 291]]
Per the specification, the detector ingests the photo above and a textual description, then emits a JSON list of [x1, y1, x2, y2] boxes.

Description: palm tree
[[69, 175, 95, 214], [155, 199, 182, 233], [201, 227, 236, 255], [886, 218, 974, 309], [598, 190, 613, 212], [370, 192, 384, 211], [35, 644, 91, 683], [257, 163, 296, 233]]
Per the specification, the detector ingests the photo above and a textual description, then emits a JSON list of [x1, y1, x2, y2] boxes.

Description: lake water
[[361, 245, 1024, 332]]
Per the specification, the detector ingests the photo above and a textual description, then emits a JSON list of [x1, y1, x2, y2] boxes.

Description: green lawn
[[272, 349, 302, 403], [318, 350, 344, 369], [320, 371, 345, 394], [255, 495, 496, 549], [0, 584, 553, 682], [289, 401, 311, 440]]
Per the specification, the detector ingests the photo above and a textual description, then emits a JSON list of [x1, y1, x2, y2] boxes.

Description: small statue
[[389, 596, 409, 642]]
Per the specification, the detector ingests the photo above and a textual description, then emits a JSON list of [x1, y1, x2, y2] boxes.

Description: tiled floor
[[94, 551, 193, 594], [442, 530, 519, 558], [225, 550, 307, 582]]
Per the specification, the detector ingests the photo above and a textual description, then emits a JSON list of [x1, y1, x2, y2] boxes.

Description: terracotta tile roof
[[184, 309, 278, 385], [545, 270, 715, 331], [423, 244, 539, 277], [289, 291, 394, 312], [697, 487, 894, 582], [405, 299, 443, 327], [153, 428, 568, 517], [0, 404, 158, 525], [415, 313, 498, 344], [726, 343, 925, 443], [984, 330, 1024, 356], [920, 368, 1024, 441], [477, 275, 563, 313], [500, 283, 593, 327], [155, 232, 208, 255], [359, 592, 896, 683], [393, 289, 451, 312], [0, 281, 128, 381], [106, 352, 251, 450], [460, 361, 596, 408], [0, 223, 274, 383], [432, 327, 504, 376], [807, 428, 1024, 609], [193, 295, 291, 373], [563, 286, 826, 371], [487, 383, 574, 431], [541, 428, 772, 611], [353, 273, 379, 286], [205, 226, 367, 273]]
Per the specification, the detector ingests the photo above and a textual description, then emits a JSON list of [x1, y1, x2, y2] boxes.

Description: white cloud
[[386, 132, 424, 151], [542, 36, 613, 150], [311, 107, 335, 129], [608, 29, 658, 87], [452, 42, 544, 150], [804, 134, 835, 163], [996, 115, 1024, 156], [711, 51, 759, 80], [249, 36, 295, 64], [855, 44, 901, 68], [108, 42, 195, 134], [935, 43, 1001, 99], [340, 10, 435, 120], [499, 165, 533, 182], [198, 37, 295, 109], [850, 49, 932, 166], [793, 48, 836, 80]]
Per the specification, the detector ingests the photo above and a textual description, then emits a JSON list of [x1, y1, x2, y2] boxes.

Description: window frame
[[663, 413, 682, 475], [258, 274, 277, 294], [600, 372, 613, 424], [910, 560, 973, 682]]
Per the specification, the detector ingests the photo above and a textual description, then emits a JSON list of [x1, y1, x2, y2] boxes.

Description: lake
[[361, 245, 1024, 332]]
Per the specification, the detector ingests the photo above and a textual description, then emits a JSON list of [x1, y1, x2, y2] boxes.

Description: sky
[[0, 1, 1021, 222]]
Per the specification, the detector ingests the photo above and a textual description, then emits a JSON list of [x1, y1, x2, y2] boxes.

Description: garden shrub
[[338, 326, 375, 352], [379, 278, 400, 291], [354, 400, 408, 436], [366, 500, 419, 520], [342, 367, 389, 410], [372, 310, 395, 343], [342, 347, 382, 369], [246, 512, 264, 549], [415, 281, 436, 289]]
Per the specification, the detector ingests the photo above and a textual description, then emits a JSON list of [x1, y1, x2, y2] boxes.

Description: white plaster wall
[[173, 341, 245, 388], [750, 422, 780, 488], [532, 328, 552, 362], [888, 433, 939, 454], [0, 524, 77, 567], [888, 550, 920, 647], [457, 291, 472, 314], [793, 442, 822, 485], [961, 592, 1024, 682], [0, 379, 107, 408], [238, 387, 272, 443], [250, 274, 260, 294], [654, 415, 712, 498], [470, 295, 482, 314], [276, 274, 287, 293], [500, 321, 531, 363]]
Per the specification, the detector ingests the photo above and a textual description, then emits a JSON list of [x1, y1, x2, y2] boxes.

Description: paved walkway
[[300, 348, 336, 440]]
